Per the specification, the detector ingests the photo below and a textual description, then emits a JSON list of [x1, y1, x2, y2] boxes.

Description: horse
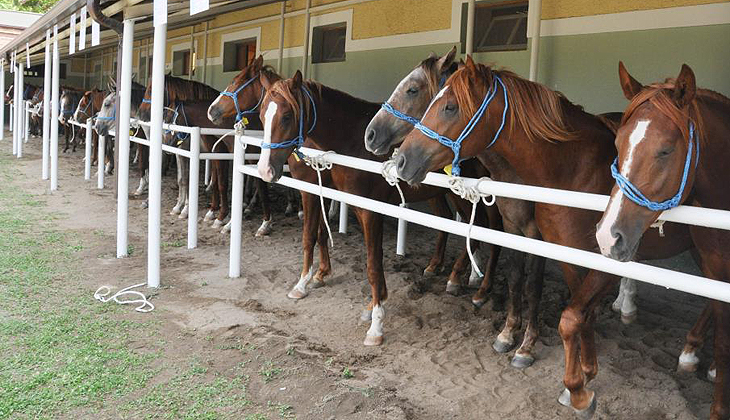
[[394, 56, 700, 417], [365, 47, 545, 367], [596, 63, 729, 419], [75, 89, 113, 175], [255, 70, 503, 346], [95, 81, 149, 196], [27, 87, 44, 136], [59, 87, 85, 153]]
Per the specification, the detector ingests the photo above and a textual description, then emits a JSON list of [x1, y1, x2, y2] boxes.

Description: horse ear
[[292, 70, 303, 88], [260, 70, 274, 90], [435, 46, 457, 74], [252, 55, 264, 72], [618, 61, 643, 100], [673, 64, 696, 108], [464, 55, 477, 73]]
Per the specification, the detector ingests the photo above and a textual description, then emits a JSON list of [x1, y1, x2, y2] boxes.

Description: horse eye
[[281, 113, 292, 123], [444, 103, 457, 113], [658, 148, 674, 158], [406, 87, 419, 95]]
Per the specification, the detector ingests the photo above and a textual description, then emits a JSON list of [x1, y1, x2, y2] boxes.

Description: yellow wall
[[542, 0, 728, 19]]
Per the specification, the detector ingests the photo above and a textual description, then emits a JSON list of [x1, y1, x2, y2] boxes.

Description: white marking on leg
[[290, 264, 316, 296], [678, 350, 700, 367], [366, 304, 385, 338], [258, 102, 278, 182], [255, 219, 273, 237], [613, 277, 627, 312], [468, 249, 483, 287], [620, 278, 637, 318], [708, 366, 716, 382], [204, 209, 216, 222]]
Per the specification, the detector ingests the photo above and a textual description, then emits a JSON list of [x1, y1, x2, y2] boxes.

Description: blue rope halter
[[260, 85, 317, 158], [409, 75, 508, 177], [611, 122, 699, 212], [217, 74, 264, 123], [381, 102, 420, 126]]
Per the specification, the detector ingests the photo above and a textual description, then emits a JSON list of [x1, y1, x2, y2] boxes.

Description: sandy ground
[[4, 132, 717, 419]]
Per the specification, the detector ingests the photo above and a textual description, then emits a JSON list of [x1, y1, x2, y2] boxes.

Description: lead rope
[[94, 283, 154, 313], [447, 176, 496, 277], [302, 152, 335, 248], [210, 130, 236, 152], [381, 149, 406, 207]]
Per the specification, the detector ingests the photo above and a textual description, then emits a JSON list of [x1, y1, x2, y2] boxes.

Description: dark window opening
[[173, 50, 191, 76], [223, 38, 256, 72], [312, 23, 346, 64], [461, 1, 528, 52]]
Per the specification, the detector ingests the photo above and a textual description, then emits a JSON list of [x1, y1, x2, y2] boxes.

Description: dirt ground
[[4, 133, 717, 419]]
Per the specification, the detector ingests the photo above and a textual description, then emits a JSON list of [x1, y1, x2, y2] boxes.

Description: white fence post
[[116, 18, 135, 258], [97, 134, 105, 189], [204, 158, 210, 186], [229, 132, 245, 278], [396, 204, 408, 256], [0, 59, 4, 141], [17, 62, 23, 158], [147, 21, 167, 289], [84, 121, 92, 180], [188, 127, 200, 249], [50, 26, 60, 191], [42, 29, 51, 180], [339, 202, 348, 234]]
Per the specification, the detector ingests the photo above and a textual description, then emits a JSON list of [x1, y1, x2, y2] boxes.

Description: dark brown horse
[[59, 87, 85, 153], [395, 57, 698, 417], [255, 70, 502, 345], [596, 63, 730, 420], [76, 89, 113, 174]]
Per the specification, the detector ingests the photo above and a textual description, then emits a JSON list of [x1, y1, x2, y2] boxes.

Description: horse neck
[[486, 100, 617, 192], [690, 96, 730, 209], [306, 83, 380, 157]]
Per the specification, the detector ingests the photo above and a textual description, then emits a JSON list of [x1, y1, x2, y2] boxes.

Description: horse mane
[[164, 74, 219, 103], [620, 78, 722, 144], [449, 63, 580, 142], [269, 78, 321, 131]]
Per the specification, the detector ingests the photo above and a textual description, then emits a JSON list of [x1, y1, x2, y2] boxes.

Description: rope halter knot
[[611, 121, 699, 212], [217, 74, 264, 122]]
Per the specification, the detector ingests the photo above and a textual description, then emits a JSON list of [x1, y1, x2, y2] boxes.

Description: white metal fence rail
[[229, 132, 730, 304]]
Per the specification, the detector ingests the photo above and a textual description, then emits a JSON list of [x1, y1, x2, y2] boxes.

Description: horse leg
[[285, 188, 298, 217], [678, 303, 713, 372], [204, 161, 219, 222], [134, 145, 149, 196], [328, 200, 339, 221], [614, 278, 638, 324], [171, 155, 184, 215], [64, 126, 72, 153], [558, 270, 616, 417], [470, 204, 503, 303], [255, 179, 273, 237], [313, 209, 332, 286], [492, 247, 525, 354], [105, 139, 114, 175], [355, 209, 387, 346], [212, 160, 229, 229], [511, 252, 546, 369], [178, 157, 190, 220], [710, 301, 730, 419], [287, 192, 321, 299], [72, 126, 78, 153], [423, 196, 451, 277], [244, 179, 258, 218]]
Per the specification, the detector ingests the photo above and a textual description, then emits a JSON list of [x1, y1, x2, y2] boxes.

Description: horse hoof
[[203, 210, 216, 222], [620, 311, 637, 325], [310, 279, 325, 289], [492, 338, 515, 354], [212, 219, 224, 229], [220, 221, 231, 234], [297, 210, 304, 220], [574, 392, 597, 420], [558, 389, 571, 407], [363, 334, 383, 346], [511, 354, 535, 369], [467, 276, 482, 289], [360, 309, 372, 322], [708, 367, 717, 383], [677, 352, 699, 373], [255, 220, 273, 237], [284, 204, 295, 217], [287, 288, 308, 300], [445, 281, 462, 296], [141, 201, 149, 209], [471, 297, 487, 308]]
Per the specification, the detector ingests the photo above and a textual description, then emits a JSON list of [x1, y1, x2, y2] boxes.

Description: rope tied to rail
[[447, 176, 496, 278], [94, 282, 154, 313], [302, 151, 335, 248], [381, 150, 406, 208]]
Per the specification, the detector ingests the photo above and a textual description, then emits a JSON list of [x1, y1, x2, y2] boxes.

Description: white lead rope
[[303, 151, 335, 248], [94, 283, 155, 313]]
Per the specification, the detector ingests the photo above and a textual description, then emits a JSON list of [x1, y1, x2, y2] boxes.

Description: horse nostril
[[395, 153, 407, 173], [366, 128, 376, 143], [612, 228, 624, 248]]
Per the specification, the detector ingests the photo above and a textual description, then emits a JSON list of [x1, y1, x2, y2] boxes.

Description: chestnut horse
[[395, 57, 699, 417], [75, 89, 113, 175], [365, 47, 544, 367], [255, 70, 501, 345], [596, 63, 729, 419]]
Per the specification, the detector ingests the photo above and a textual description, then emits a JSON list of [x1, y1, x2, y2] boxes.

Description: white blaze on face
[[207, 94, 222, 122], [596, 120, 651, 255], [424, 85, 449, 116], [258, 101, 278, 182]]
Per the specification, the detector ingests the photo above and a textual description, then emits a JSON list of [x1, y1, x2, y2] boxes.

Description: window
[[461, 2, 528, 52], [60, 63, 67, 79], [172, 50, 191, 76], [223, 38, 256, 72], [311, 23, 346, 63]]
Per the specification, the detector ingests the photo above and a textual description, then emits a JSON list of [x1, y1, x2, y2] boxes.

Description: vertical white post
[[16, 63, 23, 158], [301, 0, 311, 78], [188, 127, 200, 249], [465, 0, 476, 56], [147, 22, 167, 289], [396, 204, 408, 256], [50, 26, 60, 191], [229, 132, 244, 278], [84, 120, 92, 180], [338, 202, 348, 234], [528, 0, 542, 82], [42, 30, 51, 179], [12, 64, 18, 155], [0, 60, 4, 140], [24, 101, 29, 142], [97, 134, 105, 189], [204, 158, 210, 185], [117, 19, 134, 258]]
